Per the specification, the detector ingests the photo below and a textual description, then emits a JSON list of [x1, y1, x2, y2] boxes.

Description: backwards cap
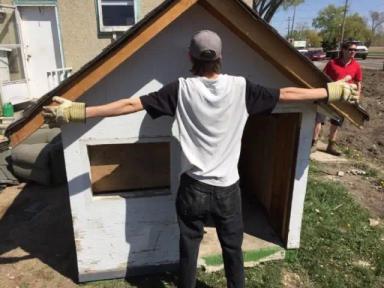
[[189, 30, 222, 61]]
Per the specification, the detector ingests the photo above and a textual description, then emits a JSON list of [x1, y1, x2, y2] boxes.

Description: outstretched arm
[[43, 96, 144, 127], [279, 87, 328, 102], [279, 76, 359, 103], [86, 97, 143, 118]]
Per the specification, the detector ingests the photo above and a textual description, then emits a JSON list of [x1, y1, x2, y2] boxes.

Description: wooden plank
[[239, 113, 300, 245], [239, 115, 274, 210], [269, 114, 300, 242], [9, 0, 198, 146], [88, 142, 170, 193]]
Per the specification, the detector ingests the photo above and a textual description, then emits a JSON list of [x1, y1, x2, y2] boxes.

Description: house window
[[97, 0, 135, 32], [87, 142, 171, 196]]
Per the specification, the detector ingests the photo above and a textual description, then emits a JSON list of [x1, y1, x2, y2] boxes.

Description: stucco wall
[[140, 0, 163, 19], [57, 0, 112, 72], [57, 0, 253, 72], [57, 0, 164, 72]]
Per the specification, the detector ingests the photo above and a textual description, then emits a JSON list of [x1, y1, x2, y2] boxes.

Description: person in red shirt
[[312, 41, 362, 155]]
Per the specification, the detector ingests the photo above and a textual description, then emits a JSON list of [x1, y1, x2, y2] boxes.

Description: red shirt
[[323, 58, 362, 83]]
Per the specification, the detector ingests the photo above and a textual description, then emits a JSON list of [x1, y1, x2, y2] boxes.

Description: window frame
[[97, 0, 137, 33]]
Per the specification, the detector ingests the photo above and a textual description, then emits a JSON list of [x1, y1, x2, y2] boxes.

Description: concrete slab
[[198, 199, 284, 271], [310, 141, 348, 163]]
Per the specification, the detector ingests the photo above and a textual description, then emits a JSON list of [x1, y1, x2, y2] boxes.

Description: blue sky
[[270, 0, 384, 36]]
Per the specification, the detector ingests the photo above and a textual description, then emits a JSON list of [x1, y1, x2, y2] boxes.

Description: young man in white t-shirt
[[43, 30, 358, 288]]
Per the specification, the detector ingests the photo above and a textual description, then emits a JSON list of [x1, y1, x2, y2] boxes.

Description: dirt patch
[[282, 269, 312, 288], [0, 184, 78, 288], [315, 69, 384, 217], [313, 161, 384, 218]]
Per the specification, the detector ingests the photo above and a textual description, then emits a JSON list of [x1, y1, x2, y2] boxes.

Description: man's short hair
[[190, 57, 221, 76]]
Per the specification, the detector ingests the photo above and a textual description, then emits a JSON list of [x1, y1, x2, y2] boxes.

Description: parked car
[[353, 41, 369, 59], [297, 47, 308, 55], [306, 49, 326, 61]]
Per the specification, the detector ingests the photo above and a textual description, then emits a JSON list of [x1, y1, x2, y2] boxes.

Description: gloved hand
[[42, 96, 86, 127], [327, 75, 359, 103]]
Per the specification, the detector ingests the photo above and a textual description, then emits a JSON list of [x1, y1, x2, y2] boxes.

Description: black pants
[[176, 173, 244, 288]]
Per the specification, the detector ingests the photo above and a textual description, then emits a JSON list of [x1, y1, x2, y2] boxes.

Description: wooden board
[[88, 142, 170, 194], [239, 113, 300, 244], [269, 114, 300, 241]]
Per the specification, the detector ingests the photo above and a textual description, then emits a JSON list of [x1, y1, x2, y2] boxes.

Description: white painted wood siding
[[61, 5, 314, 281]]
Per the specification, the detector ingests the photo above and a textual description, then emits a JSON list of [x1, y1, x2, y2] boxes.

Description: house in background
[[6, 0, 368, 282], [0, 0, 188, 107]]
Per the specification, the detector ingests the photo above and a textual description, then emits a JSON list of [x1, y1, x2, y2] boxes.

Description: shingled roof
[[5, 0, 369, 146]]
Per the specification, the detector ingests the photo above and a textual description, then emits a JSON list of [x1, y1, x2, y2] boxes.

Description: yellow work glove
[[327, 75, 359, 103], [42, 96, 86, 128]]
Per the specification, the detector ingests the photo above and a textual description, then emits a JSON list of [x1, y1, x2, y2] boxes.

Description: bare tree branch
[[370, 11, 384, 34], [252, 0, 301, 23]]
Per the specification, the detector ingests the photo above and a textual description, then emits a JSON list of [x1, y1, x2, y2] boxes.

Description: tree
[[290, 27, 323, 47], [312, 5, 345, 43], [304, 29, 323, 47], [252, 0, 304, 23], [344, 13, 371, 44], [369, 11, 384, 34], [313, 5, 371, 45]]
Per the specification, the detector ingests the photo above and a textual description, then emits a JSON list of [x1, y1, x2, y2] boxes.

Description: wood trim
[[9, 0, 198, 146]]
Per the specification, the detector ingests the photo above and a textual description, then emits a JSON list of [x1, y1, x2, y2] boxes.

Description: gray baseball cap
[[189, 30, 222, 61]]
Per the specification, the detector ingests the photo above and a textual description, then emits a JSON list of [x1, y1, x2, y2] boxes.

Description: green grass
[[353, 162, 379, 177], [286, 179, 384, 288], [340, 146, 363, 161], [369, 47, 384, 53], [83, 173, 384, 288], [368, 51, 384, 57], [202, 246, 282, 266]]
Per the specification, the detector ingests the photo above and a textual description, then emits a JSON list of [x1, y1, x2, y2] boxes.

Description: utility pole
[[291, 5, 297, 38], [340, 0, 349, 46], [288, 16, 291, 38]]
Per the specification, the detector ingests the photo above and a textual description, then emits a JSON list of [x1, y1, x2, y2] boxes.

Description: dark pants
[[176, 173, 244, 288]]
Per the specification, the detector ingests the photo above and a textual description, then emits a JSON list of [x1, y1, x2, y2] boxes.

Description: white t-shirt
[[141, 74, 279, 187]]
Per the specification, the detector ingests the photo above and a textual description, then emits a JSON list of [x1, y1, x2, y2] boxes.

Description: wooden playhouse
[[6, 0, 368, 282]]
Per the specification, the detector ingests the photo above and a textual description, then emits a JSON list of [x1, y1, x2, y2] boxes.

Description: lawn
[[368, 46, 384, 57], [84, 163, 384, 288]]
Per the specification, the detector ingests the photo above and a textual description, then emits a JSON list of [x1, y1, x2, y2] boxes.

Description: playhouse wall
[[61, 4, 311, 281]]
